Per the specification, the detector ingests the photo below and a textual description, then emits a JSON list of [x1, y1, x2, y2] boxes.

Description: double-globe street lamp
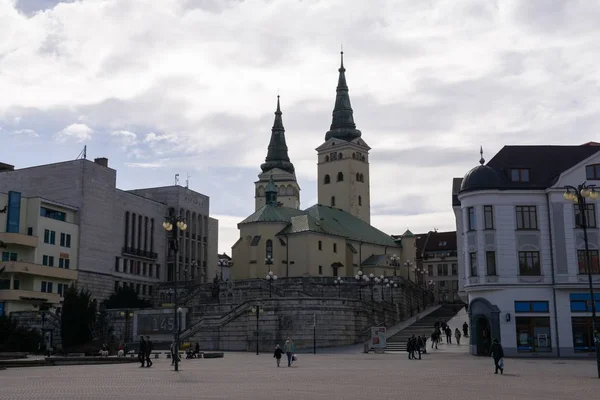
[[564, 183, 600, 378], [386, 280, 398, 304], [355, 271, 366, 300], [266, 270, 278, 298], [218, 258, 231, 281], [162, 213, 187, 372], [333, 276, 343, 297], [374, 275, 386, 301], [389, 254, 400, 276]]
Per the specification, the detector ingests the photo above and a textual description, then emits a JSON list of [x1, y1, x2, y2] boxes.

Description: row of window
[[469, 249, 600, 277], [1, 252, 17, 262], [323, 172, 365, 184], [123, 212, 156, 253], [42, 255, 71, 269], [467, 204, 597, 231], [40, 281, 68, 296], [115, 257, 161, 279], [43, 230, 72, 248], [427, 263, 458, 277], [324, 152, 367, 163], [318, 240, 338, 253], [329, 195, 362, 207], [115, 281, 153, 296], [40, 206, 67, 221]]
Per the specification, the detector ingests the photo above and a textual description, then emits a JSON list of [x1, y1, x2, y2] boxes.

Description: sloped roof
[[361, 254, 389, 266], [239, 204, 304, 225]]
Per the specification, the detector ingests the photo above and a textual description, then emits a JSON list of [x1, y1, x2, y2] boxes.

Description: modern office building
[[0, 157, 218, 301], [0, 190, 79, 314], [453, 143, 600, 357], [415, 230, 459, 303]]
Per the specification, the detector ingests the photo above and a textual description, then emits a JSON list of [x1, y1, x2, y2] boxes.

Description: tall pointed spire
[[261, 96, 295, 174], [325, 51, 362, 142]]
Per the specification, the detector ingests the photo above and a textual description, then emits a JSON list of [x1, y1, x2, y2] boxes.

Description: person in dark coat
[[144, 336, 153, 367], [406, 336, 414, 359], [489, 338, 504, 374], [415, 336, 423, 359], [273, 344, 283, 367], [463, 322, 469, 337], [138, 336, 146, 367], [421, 335, 428, 354]]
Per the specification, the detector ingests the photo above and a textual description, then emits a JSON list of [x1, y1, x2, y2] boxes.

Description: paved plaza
[[1, 349, 599, 400]]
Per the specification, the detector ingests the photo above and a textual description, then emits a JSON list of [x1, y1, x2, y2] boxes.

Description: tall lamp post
[[389, 254, 400, 276], [386, 280, 398, 304], [368, 273, 375, 301], [218, 258, 230, 281], [250, 305, 264, 355], [266, 270, 277, 298], [333, 276, 343, 297], [355, 271, 364, 300], [162, 213, 187, 372], [564, 183, 600, 378], [374, 275, 386, 301], [404, 260, 414, 282]]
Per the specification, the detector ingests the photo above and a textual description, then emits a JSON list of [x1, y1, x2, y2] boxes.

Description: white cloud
[[1, 0, 600, 255], [11, 128, 39, 137], [54, 123, 93, 142]]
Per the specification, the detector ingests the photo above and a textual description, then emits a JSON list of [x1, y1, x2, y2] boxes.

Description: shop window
[[569, 293, 600, 312], [515, 317, 551, 353], [514, 301, 549, 313], [572, 317, 596, 352]]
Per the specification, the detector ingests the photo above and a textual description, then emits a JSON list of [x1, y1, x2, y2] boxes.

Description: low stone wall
[[10, 311, 62, 349]]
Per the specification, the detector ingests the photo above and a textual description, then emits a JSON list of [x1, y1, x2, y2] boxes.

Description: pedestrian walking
[[490, 338, 504, 374], [145, 336, 153, 367], [273, 344, 283, 367], [283, 337, 295, 367], [454, 328, 462, 345], [138, 336, 146, 367], [463, 321, 469, 337]]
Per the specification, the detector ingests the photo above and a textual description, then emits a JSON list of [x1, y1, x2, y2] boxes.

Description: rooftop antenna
[[175, 174, 180, 186], [185, 173, 190, 188], [76, 145, 87, 160]]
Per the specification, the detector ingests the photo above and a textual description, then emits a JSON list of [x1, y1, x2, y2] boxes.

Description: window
[[469, 252, 477, 277], [337, 172, 344, 182], [514, 301, 549, 313], [43, 255, 54, 266], [50, 231, 55, 244], [59, 233, 72, 248], [333, 267, 338, 277], [333, 243, 337, 253], [136, 284, 140, 294], [575, 204, 597, 228], [44, 229, 50, 244], [331, 196, 336, 207], [0, 279, 10, 290], [484, 206, 494, 229], [324, 175, 331, 184], [40, 207, 66, 221], [114, 281, 120, 292], [359, 173, 364, 182], [516, 206, 538, 230], [13, 279, 19, 290], [577, 250, 600, 274], [143, 263, 147, 276], [27, 227, 33, 235], [64, 259, 70, 269], [318, 241, 322, 251], [129, 260, 134, 274], [486, 251, 497, 276], [586, 164, 600, 180], [59, 258, 64, 268], [451, 264, 457, 276], [149, 264, 153, 277], [516, 317, 551, 353], [570, 293, 600, 313], [115, 257, 121, 272], [156, 264, 161, 279], [428, 265, 433, 276], [467, 207, 476, 230], [148, 286, 153, 296], [6, 191, 21, 233], [442, 264, 448, 276], [510, 168, 530, 182], [143, 285, 147, 295], [572, 317, 596, 352], [437, 265, 443, 276], [265, 239, 273, 260], [318, 265, 323, 274], [356, 172, 360, 181], [41, 281, 53, 293], [358, 196, 362, 206], [57, 283, 64, 297], [2, 252, 17, 262], [518, 251, 541, 276]]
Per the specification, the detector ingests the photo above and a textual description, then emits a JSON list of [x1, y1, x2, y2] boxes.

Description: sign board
[[59, 253, 69, 259], [133, 308, 188, 341], [370, 326, 387, 349]]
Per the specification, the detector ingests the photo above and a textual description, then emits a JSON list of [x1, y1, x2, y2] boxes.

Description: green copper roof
[[402, 229, 414, 237], [239, 204, 305, 225], [261, 96, 295, 174], [324, 52, 362, 142]]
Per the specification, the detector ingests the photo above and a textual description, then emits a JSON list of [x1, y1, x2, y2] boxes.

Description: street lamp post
[[404, 260, 414, 282], [386, 280, 398, 304], [368, 273, 375, 301], [333, 276, 343, 297], [250, 305, 264, 355], [266, 270, 277, 298], [218, 258, 230, 281], [119, 310, 134, 343], [376, 275, 386, 301], [162, 213, 187, 372], [564, 183, 600, 378], [389, 254, 399, 276], [355, 271, 364, 300]]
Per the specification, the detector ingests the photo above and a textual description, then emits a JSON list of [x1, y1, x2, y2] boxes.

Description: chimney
[[94, 157, 108, 167], [0, 162, 15, 172]]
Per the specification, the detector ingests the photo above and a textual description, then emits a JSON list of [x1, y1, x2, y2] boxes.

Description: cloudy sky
[[1, 0, 599, 254]]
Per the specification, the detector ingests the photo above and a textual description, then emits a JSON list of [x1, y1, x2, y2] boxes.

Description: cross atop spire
[[260, 95, 295, 174], [325, 51, 362, 142], [479, 146, 485, 165]]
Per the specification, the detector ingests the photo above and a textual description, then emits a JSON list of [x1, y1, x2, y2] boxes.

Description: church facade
[[231, 53, 415, 280]]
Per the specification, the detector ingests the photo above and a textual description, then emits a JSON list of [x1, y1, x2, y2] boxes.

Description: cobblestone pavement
[[1, 351, 599, 400]]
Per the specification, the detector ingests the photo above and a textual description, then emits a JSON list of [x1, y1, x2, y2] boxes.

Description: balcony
[[1, 261, 78, 281], [121, 246, 158, 260], [0, 232, 38, 248], [0, 289, 61, 304]]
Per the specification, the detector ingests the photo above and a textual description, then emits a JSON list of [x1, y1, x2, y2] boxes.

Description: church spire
[[325, 51, 362, 142], [260, 95, 295, 174]]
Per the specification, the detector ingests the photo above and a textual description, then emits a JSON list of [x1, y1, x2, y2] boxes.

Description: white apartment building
[[453, 143, 600, 358], [0, 190, 79, 314]]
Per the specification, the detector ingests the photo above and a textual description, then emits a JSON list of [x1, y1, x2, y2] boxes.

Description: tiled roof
[[415, 231, 457, 259], [361, 254, 389, 266]]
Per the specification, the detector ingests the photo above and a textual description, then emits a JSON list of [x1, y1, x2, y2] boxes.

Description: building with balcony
[[0, 157, 218, 301], [0, 191, 79, 315], [415, 230, 459, 303], [452, 143, 600, 358]]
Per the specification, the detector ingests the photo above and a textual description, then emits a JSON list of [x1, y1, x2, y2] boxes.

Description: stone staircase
[[385, 305, 462, 352]]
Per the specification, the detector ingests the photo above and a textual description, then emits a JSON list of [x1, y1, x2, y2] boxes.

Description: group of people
[[273, 337, 296, 367], [406, 334, 428, 360], [138, 335, 154, 367]]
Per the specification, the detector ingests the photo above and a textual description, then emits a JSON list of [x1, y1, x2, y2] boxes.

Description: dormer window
[[586, 164, 600, 180], [510, 168, 530, 182]]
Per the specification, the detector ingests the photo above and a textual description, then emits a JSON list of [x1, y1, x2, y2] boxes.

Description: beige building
[[415, 230, 459, 303], [232, 53, 415, 279], [0, 190, 79, 315]]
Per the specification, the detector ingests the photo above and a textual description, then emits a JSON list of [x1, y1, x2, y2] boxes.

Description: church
[[231, 53, 416, 279]]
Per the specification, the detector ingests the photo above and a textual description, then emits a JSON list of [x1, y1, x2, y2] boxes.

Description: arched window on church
[[352, 153, 356, 159], [331, 196, 336, 207], [361, 155, 366, 162], [325, 155, 329, 162], [356, 172, 360, 181], [358, 196, 362, 206], [266, 239, 273, 261], [324, 175, 331, 184], [337, 172, 344, 182], [359, 173, 364, 182], [338, 152, 343, 159]]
